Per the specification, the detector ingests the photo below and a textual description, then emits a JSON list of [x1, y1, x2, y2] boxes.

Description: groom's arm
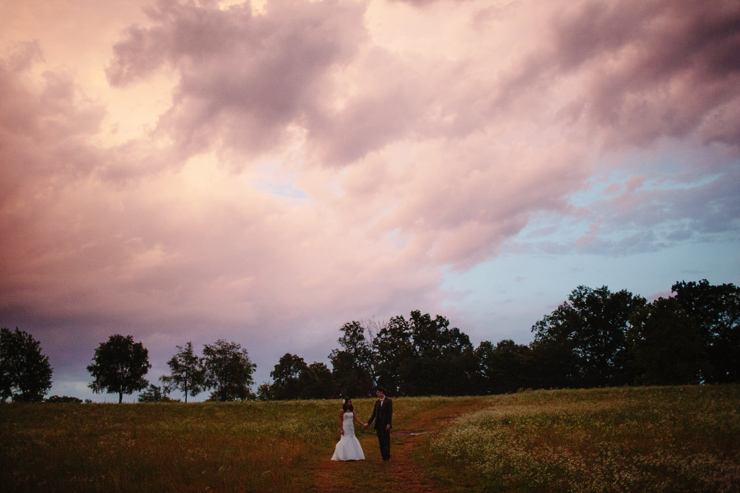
[[386, 399, 392, 429], [366, 402, 378, 427]]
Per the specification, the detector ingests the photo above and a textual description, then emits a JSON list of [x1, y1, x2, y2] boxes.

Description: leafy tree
[[269, 353, 309, 400], [476, 340, 535, 394], [372, 315, 414, 395], [202, 339, 256, 401], [329, 321, 376, 398], [46, 395, 82, 403], [372, 311, 476, 396], [259, 357, 336, 401], [138, 384, 166, 403], [627, 297, 704, 385], [473, 341, 495, 393], [330, 350, 362, 397], [160, 342, 205, 402], [532, 286, 646, 388], [300, 362, 336, 399], [0, 328, 53, 402], [256, 382, 273, 401], [404, 311, 476, 396], [528, 334, 580, 389], [88, 334, 151, 403], [672, 280, 740, 383]]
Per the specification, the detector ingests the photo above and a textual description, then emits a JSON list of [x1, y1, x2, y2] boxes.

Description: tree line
[[261, 280, 739, 399], [1, 280, 738, 403]]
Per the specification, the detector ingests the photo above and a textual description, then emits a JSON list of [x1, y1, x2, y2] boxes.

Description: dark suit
[[367, 397, 393, 460]]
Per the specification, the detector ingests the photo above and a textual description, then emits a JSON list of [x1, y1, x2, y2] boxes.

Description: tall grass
[[424, 385, 740, 492], [4, 387, 739, 492], [1, 399, 361, 492], [0, 395, 459, 492]]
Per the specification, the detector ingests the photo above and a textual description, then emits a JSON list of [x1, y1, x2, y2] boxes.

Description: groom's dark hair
[[375, 386, 386, 394]]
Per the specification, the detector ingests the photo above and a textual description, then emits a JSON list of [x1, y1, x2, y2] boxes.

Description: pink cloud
[[108, 0, 368, 159], [1, 0, 739, 395], [625, 175, 645, 192], [556, 0, 740, 148], [485, 0, 740, 154]]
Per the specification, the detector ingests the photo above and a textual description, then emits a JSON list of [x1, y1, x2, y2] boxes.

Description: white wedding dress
[[331, 412, 365, 461]]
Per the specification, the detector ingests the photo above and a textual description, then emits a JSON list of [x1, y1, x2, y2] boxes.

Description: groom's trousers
[[377, 427, 391, 461]]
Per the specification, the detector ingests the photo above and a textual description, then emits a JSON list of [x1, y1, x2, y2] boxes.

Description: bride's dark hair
[[342, 398, 353, 412]]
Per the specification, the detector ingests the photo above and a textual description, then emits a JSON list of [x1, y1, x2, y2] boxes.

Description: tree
[[672, 280, 740, 383], [87, 334, 151, 403], [476, 340, 535, 394], [301, 362, 336, 399], [372, 311, 476, 396], [403, 311, 476, 396], [531, 286, 646, 388], [330, 350, 370, 398], [260, 357, 336, 400], [46, 395, 82, 403], [256, 382, 273, 401], [269, 353, 309, 400], [329, 321, 376, 398], [0, 328, 53, 402], [160, 342, 205, 402], [138, 384, 166, 403], [202, 339, 256, 401], [627, 297, 704, 385], [372, 315, 414, 395]]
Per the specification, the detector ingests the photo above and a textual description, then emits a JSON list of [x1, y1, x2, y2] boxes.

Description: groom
[[364, 386, 393, 461]]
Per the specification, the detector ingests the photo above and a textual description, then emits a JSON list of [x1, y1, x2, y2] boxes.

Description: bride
[[331, 398, 365, 461]]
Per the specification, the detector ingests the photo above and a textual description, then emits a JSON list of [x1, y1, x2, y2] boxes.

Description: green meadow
[[424, 385, 740, 492], [2, 385, 739, 492]]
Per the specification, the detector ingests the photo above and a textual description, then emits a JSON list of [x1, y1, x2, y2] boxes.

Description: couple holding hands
[[331, 386, 393, 462]]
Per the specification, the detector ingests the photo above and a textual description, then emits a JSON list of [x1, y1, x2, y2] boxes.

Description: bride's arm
[[339, 410, 345, 435], [353, 413, 364, 427]]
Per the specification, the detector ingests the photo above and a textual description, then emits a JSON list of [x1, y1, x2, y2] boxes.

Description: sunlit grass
[[423, 385, 740, 492]]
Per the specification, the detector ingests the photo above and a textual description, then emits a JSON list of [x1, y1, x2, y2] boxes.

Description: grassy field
[[2, 385, 739, 492], [2, 398, 354, 492], [423, 385, 740, 492], [0, 396, 461, 492]]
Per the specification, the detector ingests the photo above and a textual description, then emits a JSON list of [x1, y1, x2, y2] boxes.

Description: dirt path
[[309, 398, 488, 492]]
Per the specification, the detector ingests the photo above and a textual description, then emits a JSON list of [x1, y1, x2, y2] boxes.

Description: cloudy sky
[[1, 0, 739, 401]]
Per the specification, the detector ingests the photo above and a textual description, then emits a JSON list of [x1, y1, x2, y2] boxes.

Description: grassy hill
[[2, 385, 738, 492]]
